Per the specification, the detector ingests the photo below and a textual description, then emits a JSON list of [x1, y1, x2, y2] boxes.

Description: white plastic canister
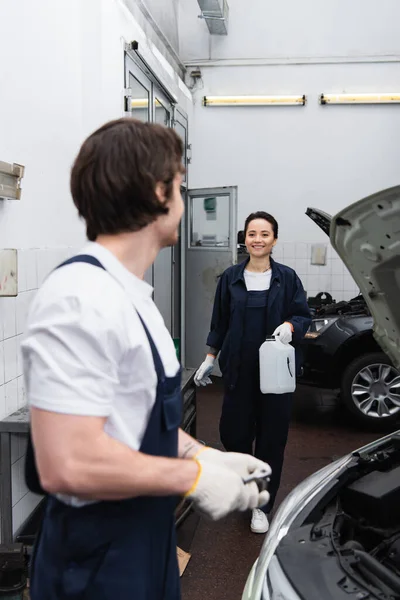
[[259, 336, 296, 394]]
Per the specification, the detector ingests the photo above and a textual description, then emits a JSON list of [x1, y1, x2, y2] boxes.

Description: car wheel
[[341, 353, 400, 428]]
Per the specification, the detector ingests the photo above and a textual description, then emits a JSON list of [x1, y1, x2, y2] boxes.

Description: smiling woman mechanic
[[195, 211, 311, 534]]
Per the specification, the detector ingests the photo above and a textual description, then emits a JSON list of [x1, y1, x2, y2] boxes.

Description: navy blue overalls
[[219, 287, 293, 514], [29, 255, 182, 600]]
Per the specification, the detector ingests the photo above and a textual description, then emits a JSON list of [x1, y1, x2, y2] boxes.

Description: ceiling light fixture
[[203, 95, 306, 107], [320, 93, 400, 105]]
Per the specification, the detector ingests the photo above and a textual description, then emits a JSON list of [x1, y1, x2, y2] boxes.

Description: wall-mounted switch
[[0, 249, 18, 296]]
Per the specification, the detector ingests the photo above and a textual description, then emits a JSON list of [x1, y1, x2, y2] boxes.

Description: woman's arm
[[286, 274, 312, 343], [206, 273, 231, 353]]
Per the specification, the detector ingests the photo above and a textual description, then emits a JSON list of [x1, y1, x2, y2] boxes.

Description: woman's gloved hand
[[193, 447, 272, 480], [273, 322, 293, 345], [194, 354, 215, 387], [185, 459, 270, 521]]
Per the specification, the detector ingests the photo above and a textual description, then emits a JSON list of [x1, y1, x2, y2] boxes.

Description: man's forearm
[[35, 420, 199, 501]]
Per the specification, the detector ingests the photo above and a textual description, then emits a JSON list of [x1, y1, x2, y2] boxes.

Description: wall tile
[[295, 243, 308, 259], [283, 242, 296, 259], [0, 385, 5, 421], [0, 341, 4, 385], [16, 292, 31, 335], [307, 264, 323, 276], [331, 275, 344, 292], [17, 376, 26, 409], [306, 274, 319, 292], [4, 337, 17, 383], [344, 274, 356, 291], [17, 250, 28, 293], [26, 250, 38, 291], [331, 259, 344, 275], [282, 258, 296, 269], [295, 258, 308, 275], [318, 273, 331, 291], [5, 379, 18, 416], [16, 335, 23, 379], [2, 298, 17, 339], [273, 245, 283, 260]]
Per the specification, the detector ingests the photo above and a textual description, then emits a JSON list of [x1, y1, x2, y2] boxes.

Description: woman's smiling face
[[245, 218, 277, 258]]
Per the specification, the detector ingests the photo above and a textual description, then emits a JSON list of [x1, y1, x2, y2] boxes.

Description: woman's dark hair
[[71, 118, 183, 241], [244, 211, 279, 239]]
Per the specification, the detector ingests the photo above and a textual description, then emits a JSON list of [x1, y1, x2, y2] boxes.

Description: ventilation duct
[[197, 0, 229, 35]]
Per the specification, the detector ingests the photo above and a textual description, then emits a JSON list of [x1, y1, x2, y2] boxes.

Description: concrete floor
[[178, 379, 392, 600]]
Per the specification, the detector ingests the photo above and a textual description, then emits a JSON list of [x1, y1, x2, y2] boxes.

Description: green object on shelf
[[173, 338, 181, 361]]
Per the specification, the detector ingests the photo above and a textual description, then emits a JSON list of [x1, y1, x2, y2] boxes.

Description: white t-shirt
[[21, 242, 180, 506], [244, 269, 272, 291]]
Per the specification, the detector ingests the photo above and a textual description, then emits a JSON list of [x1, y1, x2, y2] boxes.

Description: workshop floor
[[178, 379, 388, 600]]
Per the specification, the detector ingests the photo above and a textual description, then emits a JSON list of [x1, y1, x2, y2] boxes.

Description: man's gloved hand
[[194, 354, 215, 387], [185, 460, 270, 521], [272, 322, 293, 345], [193, 447, 272, 480]]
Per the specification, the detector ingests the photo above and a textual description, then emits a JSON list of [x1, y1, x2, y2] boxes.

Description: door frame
[[184, 186, 238, 370]]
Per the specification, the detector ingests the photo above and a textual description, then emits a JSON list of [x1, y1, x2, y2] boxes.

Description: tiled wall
[[0, 247, 77, 536], [274, 242, 360, 302]]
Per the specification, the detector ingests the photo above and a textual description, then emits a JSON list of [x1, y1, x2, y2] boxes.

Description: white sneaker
[[251, 509, 269, 534]]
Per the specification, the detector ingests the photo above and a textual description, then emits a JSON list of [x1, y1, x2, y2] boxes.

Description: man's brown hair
[[70, 118, 184, 241]]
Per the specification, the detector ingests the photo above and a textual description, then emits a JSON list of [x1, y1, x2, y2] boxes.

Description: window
[[190, 195, 230, 248], [128, 74, 150, 122]]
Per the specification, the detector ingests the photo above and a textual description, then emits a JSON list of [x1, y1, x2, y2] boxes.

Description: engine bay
[[317, 293, 371, 317], [276, 434, 400, 599]]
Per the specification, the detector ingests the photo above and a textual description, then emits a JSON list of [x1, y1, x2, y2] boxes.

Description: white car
[[243, 185, 400, 600]]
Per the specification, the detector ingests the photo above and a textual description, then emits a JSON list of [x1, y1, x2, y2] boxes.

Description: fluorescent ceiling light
[[203, 95, 306, 107], [320, 93, 400, 105]]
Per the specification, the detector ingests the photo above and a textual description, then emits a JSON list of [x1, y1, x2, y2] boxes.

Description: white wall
[[189, 62, 400, 242], [0, 0, 192, 537], [180, 0, 400, 61], [179, 0, 400, 298], [140, 0, 180, 52]]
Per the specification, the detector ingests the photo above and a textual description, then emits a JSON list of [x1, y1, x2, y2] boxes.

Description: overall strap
[[56, 255, 166, 382], [56, 254, 106, 270]]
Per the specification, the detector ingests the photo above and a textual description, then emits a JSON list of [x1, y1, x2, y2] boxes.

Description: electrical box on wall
[[0, 161, 25, 200], [0, 249, 18, 296]]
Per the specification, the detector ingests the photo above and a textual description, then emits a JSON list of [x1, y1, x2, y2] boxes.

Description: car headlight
[[304, 316, 338, 339], [242, 454, 352, 600]]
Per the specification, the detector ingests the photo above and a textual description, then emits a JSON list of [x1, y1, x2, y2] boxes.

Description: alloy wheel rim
[[351, 363, 400, 419]]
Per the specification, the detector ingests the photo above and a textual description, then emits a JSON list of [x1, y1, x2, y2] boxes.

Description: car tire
[[341, 353, 400, 429]]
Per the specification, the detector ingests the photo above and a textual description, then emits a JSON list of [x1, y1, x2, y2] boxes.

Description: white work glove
[[273, 322, 293, 345], [186, 460, 269, 521], [194, 447, 272, 481], [194, 354, 215, 387]]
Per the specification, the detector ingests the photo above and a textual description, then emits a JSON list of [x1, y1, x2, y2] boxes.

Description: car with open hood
[[300, 201, 400, 428], [242, 185, 400, 600]]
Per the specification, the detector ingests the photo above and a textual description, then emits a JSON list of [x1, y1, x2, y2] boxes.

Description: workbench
[[0, 368, 197, 544]]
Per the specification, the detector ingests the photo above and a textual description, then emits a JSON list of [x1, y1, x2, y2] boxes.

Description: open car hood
[[305, 207, 332, 236], [331, 185, 400, 370]]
